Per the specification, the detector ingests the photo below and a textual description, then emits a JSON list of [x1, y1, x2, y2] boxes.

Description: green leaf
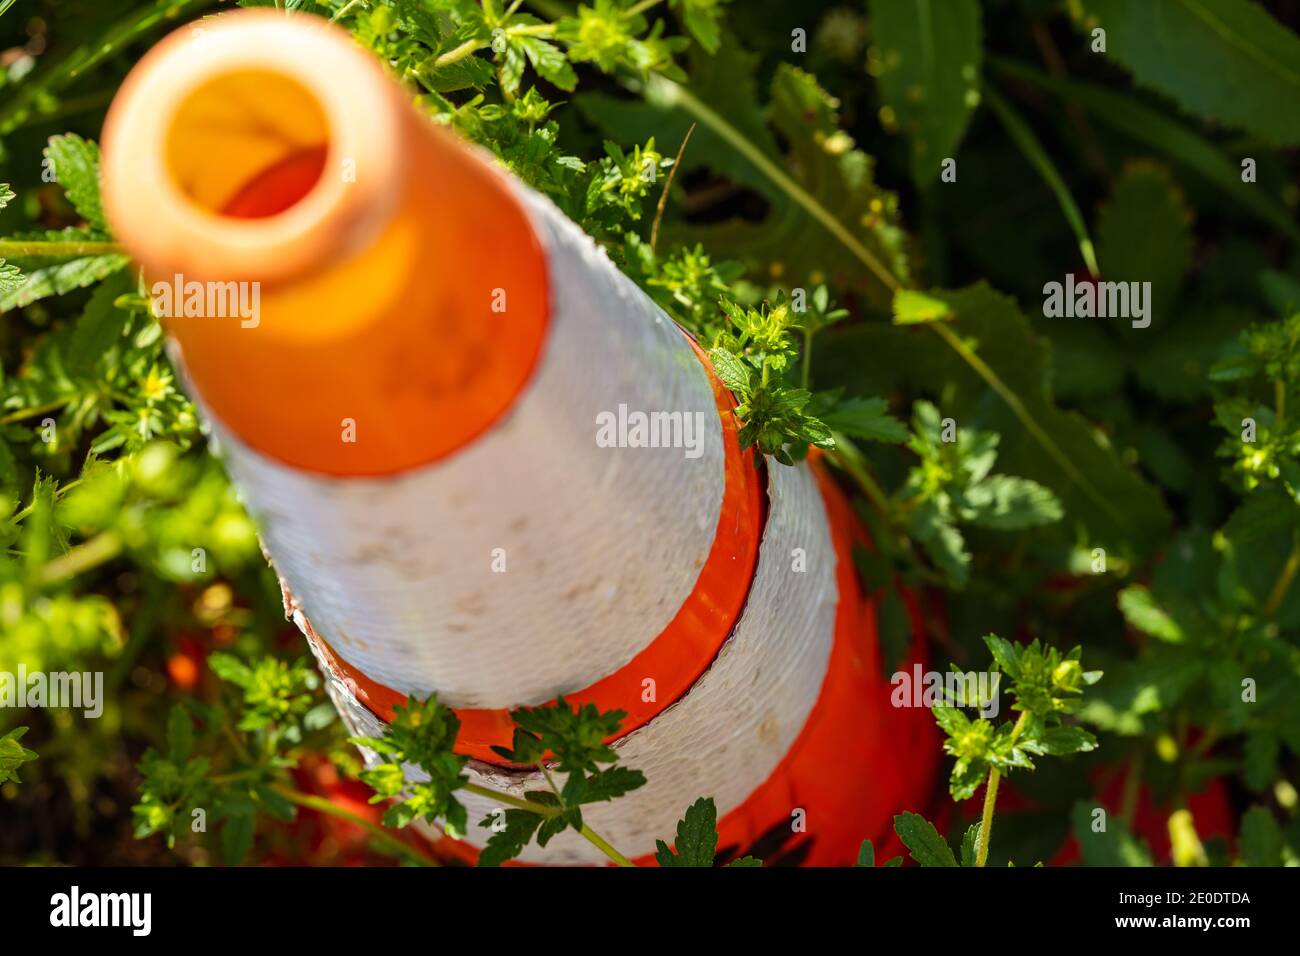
[[892, 289, 953, 325], [0, 726, 38, 785], [0, 253, 129, 311], [166, 707, 194, 765], [708, 346, 751, 393], [959, 823, 981, 866], [45, 134, 107, 231], [207, 652, 253, 689], [67, 270, 133, 375], [1036, 725, 1098, 756], [221, 810, 255, 865], [1076, 0, 1300, 146], [581, 765, 647, 802], [912, 503, 970, 586], [821, 397, 908, 443], [846, 284, 1171, 555], [869, 0, 982, 185], [963, 475, 1063, 530], [1097, 163, 1192, 326], [1118, 585, 1184, 643], [656, 796, 719, 866], [893, 811, 958, 866], [670, 0, 729, 54], [1243, 731, 1279, 792], [1071, 801, 1153, 866], [415, 52, 495, 93], [518, 36, 577, 92], [983, 634, 1020, 678], [1238, 805, 1286, 866], [855, 839, 875, 867]]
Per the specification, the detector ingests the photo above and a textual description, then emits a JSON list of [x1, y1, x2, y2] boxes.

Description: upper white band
[[194, 184, 725, 709]]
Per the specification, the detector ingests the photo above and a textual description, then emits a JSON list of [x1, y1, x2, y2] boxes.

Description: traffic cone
[[101, 10, 939, 865]]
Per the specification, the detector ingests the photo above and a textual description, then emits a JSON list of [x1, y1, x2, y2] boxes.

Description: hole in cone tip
[[164, 68, 330, 221]]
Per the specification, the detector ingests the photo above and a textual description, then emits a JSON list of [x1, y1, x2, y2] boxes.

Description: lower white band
[[310, 460, 837, 864]]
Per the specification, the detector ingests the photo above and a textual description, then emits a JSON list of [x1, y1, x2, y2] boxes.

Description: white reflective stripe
[[195, 185, 725, 709], [313, 460, 837, 864]]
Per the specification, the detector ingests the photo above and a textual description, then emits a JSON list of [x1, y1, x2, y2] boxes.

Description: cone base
[[429, 462, 942, 866]]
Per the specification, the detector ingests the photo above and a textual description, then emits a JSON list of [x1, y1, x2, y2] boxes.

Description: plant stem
[[579, 824, 635, 866], [647, 74, 903, 293], [975, 711, 1030, 867], [0, 240, 124, 257], [434, 38, 487, 68], [329, 0, 366, 23], [650, 121, 695, 255], [1, 399, 73, 425], [828, 434, 892, 518], [271, 784, 439, 867], [1263, 536, 1300, 618], [626, 0, 665, 16], [462, 780, 635, 866], [38, 531, 123, 585], [984, 85, 1098, 276]]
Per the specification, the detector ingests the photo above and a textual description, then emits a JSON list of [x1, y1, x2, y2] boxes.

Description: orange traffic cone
[[102, 10, 938, 865]]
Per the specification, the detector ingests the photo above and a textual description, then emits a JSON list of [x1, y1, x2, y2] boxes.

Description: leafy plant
[[4, 0, 1300, 870]]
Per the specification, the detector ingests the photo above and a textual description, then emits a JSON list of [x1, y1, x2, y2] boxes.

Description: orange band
[[304, 334, 764, 764]]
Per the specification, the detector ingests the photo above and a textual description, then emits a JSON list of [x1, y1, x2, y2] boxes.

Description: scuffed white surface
[[197, 184, 724, 709], [315, 461, 837, 864]]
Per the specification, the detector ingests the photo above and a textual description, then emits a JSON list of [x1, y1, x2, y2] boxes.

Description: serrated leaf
[[708, 346, 751, 393], [671, 0, 728, 54], [45, 134, 107, 231], [416, 52, 495, 92], [656, 796, 719, 866], [519, 36, 577, 92], [821, 396, 908, 443], [1076, 0, 1300, 146], [0, 254, 129, 310], [870, 0, 982, 185], [893, 811, 958, 867], [478, 810, 543, 866], [0, 726, 38, 785]]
